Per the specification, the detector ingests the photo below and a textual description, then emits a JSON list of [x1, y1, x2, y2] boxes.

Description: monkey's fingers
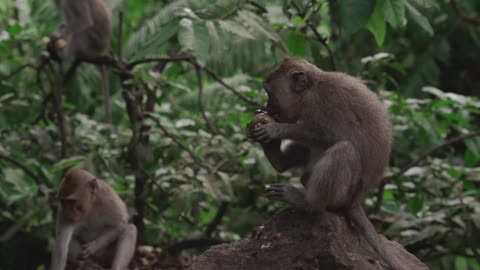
[[252, 128, 272, 144]]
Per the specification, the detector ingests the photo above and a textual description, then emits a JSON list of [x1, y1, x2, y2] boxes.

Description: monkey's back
[[306, 71, 392, 195], [62, 0, 113, 58]]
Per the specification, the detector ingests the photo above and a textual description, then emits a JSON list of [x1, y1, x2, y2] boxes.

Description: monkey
[[46, 0, 113, 124], [248, 58, 409, 270], [50, 168, 136, 270]]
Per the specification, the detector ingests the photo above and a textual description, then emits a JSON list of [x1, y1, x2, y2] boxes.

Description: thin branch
[[127, 55, 194, 69], [374, 131, 480, 212], [205, 202, 229, 237], [0, 154, 49, 187], [144, 112, 206, 167], [0, 63, 39, 81], [307, 23, 336, 70], [118, 10, 124, 61], [382, 131, 480, 184], [45, 62, 68, 158], [201, 66, 260, 107], [451, 0, 480, 26], [192, 63, 217, 133]]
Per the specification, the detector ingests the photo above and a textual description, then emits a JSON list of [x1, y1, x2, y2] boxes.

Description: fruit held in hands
[[248, 112, 275, 130]]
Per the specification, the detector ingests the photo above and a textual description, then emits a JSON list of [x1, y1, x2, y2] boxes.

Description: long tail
[[347, 204, 410, 270]]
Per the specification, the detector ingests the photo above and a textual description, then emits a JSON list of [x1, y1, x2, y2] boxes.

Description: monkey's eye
[[61, 199, 76, 207]]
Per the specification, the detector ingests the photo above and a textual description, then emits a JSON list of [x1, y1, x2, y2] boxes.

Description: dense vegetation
[[1, 0, 480, 269]]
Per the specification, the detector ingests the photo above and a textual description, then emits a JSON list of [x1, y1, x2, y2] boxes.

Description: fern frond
[[124, 0, 192, 58]]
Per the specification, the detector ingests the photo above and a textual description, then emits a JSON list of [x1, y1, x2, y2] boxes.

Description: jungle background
[[1, 0, 480, 269]]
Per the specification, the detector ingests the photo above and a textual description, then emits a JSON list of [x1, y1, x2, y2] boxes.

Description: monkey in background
[[248, 58, 409, 270], [45, 0, 113, 124], [50, 168, 136, 270]]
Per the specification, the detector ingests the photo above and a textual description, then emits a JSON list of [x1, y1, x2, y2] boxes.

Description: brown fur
[[51, 168, 136, 270]]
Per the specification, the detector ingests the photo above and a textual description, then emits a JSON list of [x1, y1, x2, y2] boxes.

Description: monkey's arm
[[252, 122, 333, 145], [81, 225, 126, 258], [261, 141, 308, 173], [50, 219, 75, 270]]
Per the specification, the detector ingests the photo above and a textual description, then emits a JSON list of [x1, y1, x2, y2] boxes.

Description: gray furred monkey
[[50, 168, 136, 270], [47, 0, 113, 124], [248, 58, 409, 270]]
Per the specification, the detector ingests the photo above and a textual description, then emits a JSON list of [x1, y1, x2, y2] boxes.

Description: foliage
[[0, 0, 480, 269]]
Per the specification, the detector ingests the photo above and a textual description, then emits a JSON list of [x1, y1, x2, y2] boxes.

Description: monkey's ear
[[291, 71, 309, 92], [89, 178, 99, 194]]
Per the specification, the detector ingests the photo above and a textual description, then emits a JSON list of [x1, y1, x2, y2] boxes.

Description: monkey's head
[[57, 168, 99, 222], [263, 58, 317, 123]]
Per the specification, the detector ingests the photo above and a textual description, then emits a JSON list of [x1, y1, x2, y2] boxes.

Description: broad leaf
[[367, 0, 387, 46], [340, 0, 376, 35], [404, 0, 434, 36], [384, 0, 406, 27]]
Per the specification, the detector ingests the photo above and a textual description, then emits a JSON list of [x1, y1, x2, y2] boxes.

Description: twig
[[144, 112, 206, 167], [127, 55, 194, 69], [192, 63, 216, 133], [374, 131, 480, 212], [0, 63, 39, 81], [118, 10, 124, 61], [201, 66, 260, 107], [290, 1, 336, 70], [205, 201, 229, 237], [450, 0, 480, 26], [383, 131, 480, 184], [45, 62, 68, 158], [0, 153, 49, 187], [307, 23, 336, 70]]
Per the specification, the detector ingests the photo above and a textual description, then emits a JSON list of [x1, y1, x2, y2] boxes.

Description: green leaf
[[367, 0, 387, 46], [384, 0, 406, 27], [8, 25, 22, 36], [178, 19, 211, 66], [287, 32, 308, 57], [407, 195, 424, 214], [178, 18, 194, 51], [404, 0, 434, 36], [340, 0, 376, 35], [218, 19, 255, 39]]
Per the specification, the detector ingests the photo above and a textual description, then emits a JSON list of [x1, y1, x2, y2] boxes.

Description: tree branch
[[374, 131, 480, 212], [0, 153, 50, 187], [450, 0, 480, 26], [205, 201, 229, 237]]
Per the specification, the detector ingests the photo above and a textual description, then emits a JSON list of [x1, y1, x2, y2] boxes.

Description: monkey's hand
[[80, 240, 99, 259], [265, 184, 308, 211], [250, 122, 282, 144]]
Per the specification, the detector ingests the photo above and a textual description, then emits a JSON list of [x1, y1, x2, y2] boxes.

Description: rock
[[187, 208, 428, 270]]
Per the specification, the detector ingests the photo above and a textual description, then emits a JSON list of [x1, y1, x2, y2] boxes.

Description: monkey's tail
[[347, 204, 411, 270]]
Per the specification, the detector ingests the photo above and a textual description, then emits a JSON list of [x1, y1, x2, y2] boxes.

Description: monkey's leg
[[305, 141, 361, 211], [266, 141, 360, 212], [111, 224, 137, 270]]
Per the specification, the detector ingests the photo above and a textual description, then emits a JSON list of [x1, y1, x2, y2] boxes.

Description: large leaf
[[340, 0, 376, 35], [178, 19, 211, 66], [384, 0, 406, 27], [404, 0, 433, 36], [218, 19, 255, 39], [367, 0, 387, 46], [287, 32, 308, 57]]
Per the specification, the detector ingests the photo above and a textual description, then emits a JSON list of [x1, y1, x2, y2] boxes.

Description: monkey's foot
[[265, 184, 308, 211]]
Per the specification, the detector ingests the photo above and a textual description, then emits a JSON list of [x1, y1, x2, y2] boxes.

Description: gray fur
[[249, 58, 410, 270]]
